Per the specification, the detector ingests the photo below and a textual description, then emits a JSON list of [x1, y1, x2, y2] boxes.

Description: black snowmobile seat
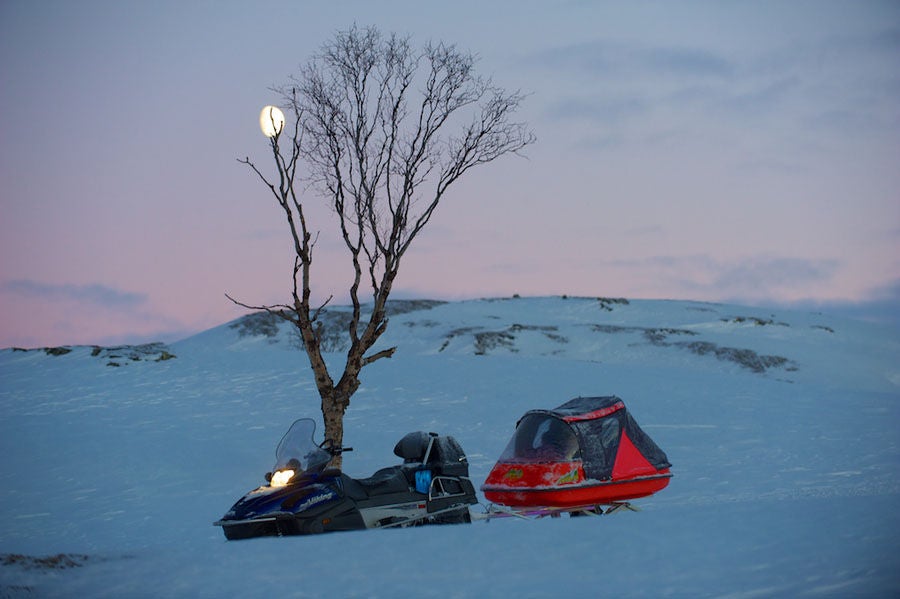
[[337, 431, 475, 501], [355, 466, 412, 497], [338, 473, 369, 501]]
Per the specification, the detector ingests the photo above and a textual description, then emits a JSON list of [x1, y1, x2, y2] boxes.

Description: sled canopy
[[483, 396, 672, 508], [515, 396, 671, 481]]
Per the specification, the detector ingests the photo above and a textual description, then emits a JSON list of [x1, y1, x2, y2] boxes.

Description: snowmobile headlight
[[270, 469, 295, 487]]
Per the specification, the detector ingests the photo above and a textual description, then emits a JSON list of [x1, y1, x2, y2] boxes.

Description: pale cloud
[[710, 257, 840, 295], [608, 255, 841, 301], [544, 95, 649, 124], [534, 26, 900, 155], [2, 280, 147, 309], [776, 279, 900, 327], [712, 76, 800, 118], [0, 279, 190, 347], [529, 39, 734, 79], [641, 45, 735, 78]]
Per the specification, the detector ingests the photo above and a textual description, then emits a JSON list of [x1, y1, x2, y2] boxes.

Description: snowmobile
[[214, 419, 478, 540], [481, 396, 672, 517]]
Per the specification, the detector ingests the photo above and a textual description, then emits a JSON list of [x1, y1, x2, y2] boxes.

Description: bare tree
[[232, 25, 534, 467]]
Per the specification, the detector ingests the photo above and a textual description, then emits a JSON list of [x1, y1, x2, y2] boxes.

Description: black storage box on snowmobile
[[393, 431, 470, 478]]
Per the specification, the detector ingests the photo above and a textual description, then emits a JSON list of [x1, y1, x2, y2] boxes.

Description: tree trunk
[[321, 390, 347, 470], [320, 380, 359, 470]]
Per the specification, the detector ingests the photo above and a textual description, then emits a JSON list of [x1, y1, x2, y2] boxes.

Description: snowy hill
[[1, 296, 898, 597]]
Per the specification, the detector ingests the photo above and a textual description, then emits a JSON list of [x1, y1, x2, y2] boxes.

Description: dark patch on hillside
[[474, 331, 517, 355], [315, 300, 446, 352], [597, 297, 630, 311], [44, 346, 73, 356], [557, 295, 630, 311], [12, 346, 76, 356], [686, 305, 719, 313], [440, 324, 568, 355], [589, 324, 699, 345], [384, 299, 447, 315], [230, 311, 283, 339], [93, 343, 176, 367], [588, 323, 795, 373], [9, 343, 175, 367], [439, 327, 480, 352], [675, 341, 796, 373], [722, 316, 789, 327], [313, 312, 353, 352], [1, 553, 90, 570], [231, 300, 446, 352], [1, 551, 132, 596]]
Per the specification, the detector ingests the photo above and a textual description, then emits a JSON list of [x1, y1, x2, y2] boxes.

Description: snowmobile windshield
[[498, 414, 581, 463], [274, 419, 331, 474]]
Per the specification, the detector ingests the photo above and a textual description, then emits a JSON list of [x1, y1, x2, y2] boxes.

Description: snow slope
[[1, 297, 898, 597]]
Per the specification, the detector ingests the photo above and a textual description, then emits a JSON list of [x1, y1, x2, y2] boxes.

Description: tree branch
[[361, 346, 397, 366], [224, 293, 298, 324]]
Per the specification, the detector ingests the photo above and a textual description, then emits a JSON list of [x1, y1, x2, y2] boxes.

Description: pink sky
[[1, 1, 898, 348]]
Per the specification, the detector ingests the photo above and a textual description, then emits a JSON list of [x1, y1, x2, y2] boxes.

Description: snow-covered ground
[[1, 296, 898, 597]]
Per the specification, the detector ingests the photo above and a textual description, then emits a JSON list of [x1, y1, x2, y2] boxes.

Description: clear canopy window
[[499, 414, 581, 462]]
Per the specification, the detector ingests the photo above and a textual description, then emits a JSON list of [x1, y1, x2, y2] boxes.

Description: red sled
[[482, 396, 672, 510]]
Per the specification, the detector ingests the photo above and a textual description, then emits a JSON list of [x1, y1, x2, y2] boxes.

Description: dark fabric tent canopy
[[518, 396, 671, 481]]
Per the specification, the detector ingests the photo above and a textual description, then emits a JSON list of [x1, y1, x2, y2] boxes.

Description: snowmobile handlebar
[[319, 438, 353, 456]]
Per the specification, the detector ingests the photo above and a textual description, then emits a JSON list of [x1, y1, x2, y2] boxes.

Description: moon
[[259, 105, 286, 138]]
